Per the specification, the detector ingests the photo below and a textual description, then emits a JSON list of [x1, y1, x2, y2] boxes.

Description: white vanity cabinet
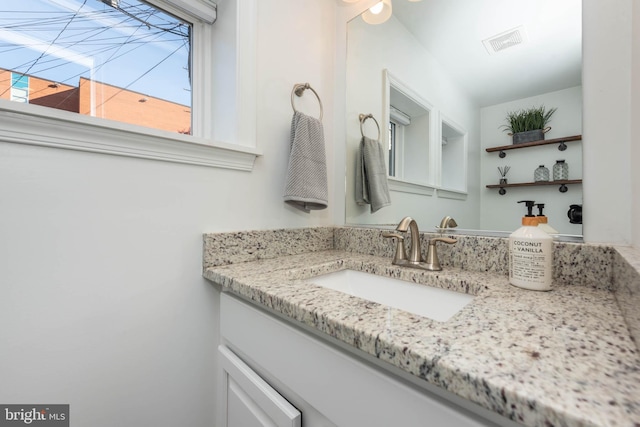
[[219, 345, 301, 427], [219, 292, 518, 427]]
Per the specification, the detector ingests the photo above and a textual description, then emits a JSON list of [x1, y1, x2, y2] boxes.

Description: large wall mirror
[[345, 0, 582, 237]]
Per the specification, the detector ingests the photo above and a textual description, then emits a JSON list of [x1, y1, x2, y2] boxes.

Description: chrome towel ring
[[359, 113, 381, 140], [291, 83, 323, 121]]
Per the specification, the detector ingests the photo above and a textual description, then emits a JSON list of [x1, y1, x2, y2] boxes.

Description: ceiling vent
[[482, 26, 528, 55]]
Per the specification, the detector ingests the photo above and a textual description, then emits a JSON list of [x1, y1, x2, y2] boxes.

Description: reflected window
[[0, 0, 192, 134], [388, 89, 431, 184], [388, 121, 396, 177]]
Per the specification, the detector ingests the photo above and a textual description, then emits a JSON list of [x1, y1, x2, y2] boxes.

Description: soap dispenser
[[535, 203, 558, 235], [509, 200, 553, 291]]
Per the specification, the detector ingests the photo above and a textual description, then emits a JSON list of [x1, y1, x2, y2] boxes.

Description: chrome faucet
[[383, 216, 457, 271], [436, 216, 458, 231], [395, 216, 422, 264]]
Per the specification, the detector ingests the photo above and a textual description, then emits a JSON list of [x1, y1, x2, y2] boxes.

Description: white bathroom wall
[[480, 87, 583, 235], [582, 0, 633, 244], [0, 0, 336, 426], [633, 1, 640, 248], [345, 13, 480, 229]]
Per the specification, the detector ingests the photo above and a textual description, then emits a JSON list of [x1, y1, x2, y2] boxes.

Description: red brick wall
[[0, 70, 78, 112], [1, 69, 191, 134], [78, 77, 191, 134]]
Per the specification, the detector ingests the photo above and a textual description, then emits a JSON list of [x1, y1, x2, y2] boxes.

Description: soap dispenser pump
[[509, 200, 553, 291], [535, 203, 558, 235], [519, 200, 536, 221]]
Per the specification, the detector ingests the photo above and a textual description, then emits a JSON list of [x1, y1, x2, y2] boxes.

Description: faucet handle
[[424, 237, 457, 271], [430, 237, 457, 245], [382, 231, 403, 239], [382, 231, 407, 264]]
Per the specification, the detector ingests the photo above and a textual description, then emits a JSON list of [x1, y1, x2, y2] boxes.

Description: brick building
[[0, 68, 191, 134]]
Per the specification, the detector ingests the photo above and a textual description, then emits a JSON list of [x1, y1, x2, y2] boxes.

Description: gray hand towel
[[284, 111, 328, 212], [356, 136, 391, 213]]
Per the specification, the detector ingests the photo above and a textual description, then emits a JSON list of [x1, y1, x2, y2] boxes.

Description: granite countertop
[[204, 249, 640, 427]]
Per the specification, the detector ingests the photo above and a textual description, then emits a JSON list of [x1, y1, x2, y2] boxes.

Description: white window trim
[[0, 0, 260, 171], [438, 111, 468, 195], [383, 69, 438, 187], [435, 188, 468, 200], [167, 0, 218, 24], [388, 177, 436, 196], [389, 119, 404, 179], [0, 101, 259, 170]]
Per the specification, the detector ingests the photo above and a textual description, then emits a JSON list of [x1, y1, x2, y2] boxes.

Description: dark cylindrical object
[[568, 204, 582, 224]]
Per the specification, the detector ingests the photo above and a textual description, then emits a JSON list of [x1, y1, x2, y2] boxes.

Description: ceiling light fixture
[[362, 0, 393, 25]]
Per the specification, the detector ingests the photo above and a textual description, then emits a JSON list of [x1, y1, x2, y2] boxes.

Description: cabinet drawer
[[219, 345, 301, 427]]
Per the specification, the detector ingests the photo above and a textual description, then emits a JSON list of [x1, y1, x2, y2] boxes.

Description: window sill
[[388, 177, 436, 196], [0, 102, 261, 171], [436, 187, 468, 200]]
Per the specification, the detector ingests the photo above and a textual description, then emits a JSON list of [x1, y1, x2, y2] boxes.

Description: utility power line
[[0, 0, 191, 105]]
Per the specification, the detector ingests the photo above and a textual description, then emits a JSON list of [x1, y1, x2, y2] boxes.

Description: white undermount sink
[[304, 269, 474, 322]]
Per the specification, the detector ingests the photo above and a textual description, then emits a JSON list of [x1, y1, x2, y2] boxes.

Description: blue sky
[[0, 0, 191, 106]]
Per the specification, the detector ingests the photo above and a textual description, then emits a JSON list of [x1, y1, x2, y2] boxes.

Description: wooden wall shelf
[[486, 135, 582, 158], [486, 179, 582, 195]]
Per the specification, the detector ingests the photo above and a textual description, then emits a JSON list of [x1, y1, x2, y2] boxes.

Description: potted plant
[[502, 106, 557, 144]]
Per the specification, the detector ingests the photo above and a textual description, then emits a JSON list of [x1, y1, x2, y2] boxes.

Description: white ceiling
[[391, 0, 582, 107]]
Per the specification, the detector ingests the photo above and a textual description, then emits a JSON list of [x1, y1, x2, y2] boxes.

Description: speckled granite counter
[[203, 227, 640, 427]]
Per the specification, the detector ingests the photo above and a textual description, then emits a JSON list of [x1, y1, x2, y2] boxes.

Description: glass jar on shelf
[[534, 165, 550, 182], [553, 160, 569, 181]]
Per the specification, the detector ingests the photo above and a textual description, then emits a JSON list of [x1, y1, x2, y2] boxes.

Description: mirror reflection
[[387, 72, 435, 185], [345, 0, 582, 237]]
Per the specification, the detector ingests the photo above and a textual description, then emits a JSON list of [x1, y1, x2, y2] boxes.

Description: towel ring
[[291, 83, 323, 121], [359, 113, 381, 140]]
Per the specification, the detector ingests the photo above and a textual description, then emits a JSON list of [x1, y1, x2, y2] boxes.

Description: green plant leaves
[[501, 106, 557, 133]]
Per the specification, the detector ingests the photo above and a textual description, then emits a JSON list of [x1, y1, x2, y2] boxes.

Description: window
[[388, 121, 396, 177], [387, 85, 432, 185], [10, 73, 29, 103], [1, 0, 193, 134], [0, 0, 259, 170], [383, 69, 467, 197], [439, 115, 468, 198]]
